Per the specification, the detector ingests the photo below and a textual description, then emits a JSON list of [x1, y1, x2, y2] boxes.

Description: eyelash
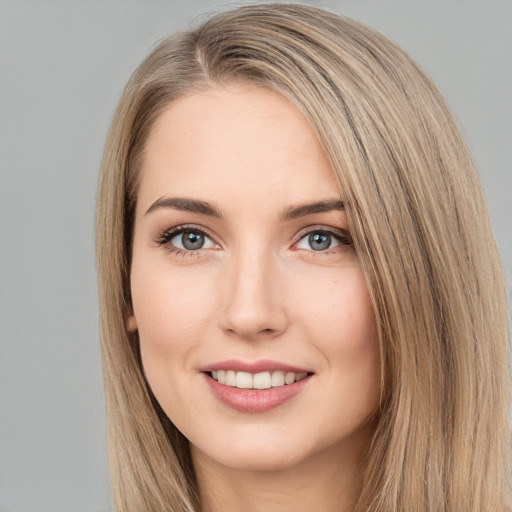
[[155, 224, 215, 257], [155, 224, 353, 258], [295, 228, 353, 255]]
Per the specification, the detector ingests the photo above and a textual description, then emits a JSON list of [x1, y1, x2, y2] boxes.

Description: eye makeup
[[154, 222, 354, 259]]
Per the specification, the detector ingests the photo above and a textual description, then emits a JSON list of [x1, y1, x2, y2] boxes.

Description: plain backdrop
[[0, 1, 510, 511]]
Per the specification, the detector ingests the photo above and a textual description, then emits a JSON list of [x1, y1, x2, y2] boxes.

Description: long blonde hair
[[96, 4, 511, 511]]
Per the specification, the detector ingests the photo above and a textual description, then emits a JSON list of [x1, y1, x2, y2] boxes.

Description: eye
[[295, 229, 352, 252], [171, 230, 216, 250], [156, 226, 218, 253]]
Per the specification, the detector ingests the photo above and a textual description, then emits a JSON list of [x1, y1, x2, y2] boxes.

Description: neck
[[192, 427, 372, 512]]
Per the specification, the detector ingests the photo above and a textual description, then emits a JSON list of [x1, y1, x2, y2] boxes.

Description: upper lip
[[200, 359, 313, 374]]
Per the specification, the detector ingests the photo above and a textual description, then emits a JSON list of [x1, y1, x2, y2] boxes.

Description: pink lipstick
[[201, 359, 313, 413]]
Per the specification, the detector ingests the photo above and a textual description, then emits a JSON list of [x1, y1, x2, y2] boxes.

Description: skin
[[129, 83, 381, 512]]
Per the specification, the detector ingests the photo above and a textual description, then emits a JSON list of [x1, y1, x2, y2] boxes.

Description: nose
[[219, 246, 288, 340]]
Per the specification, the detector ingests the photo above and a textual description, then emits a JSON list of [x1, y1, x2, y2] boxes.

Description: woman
[[96, 4, 511, 511]]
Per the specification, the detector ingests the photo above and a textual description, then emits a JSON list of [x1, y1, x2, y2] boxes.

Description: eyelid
[[155, 223, 221, 251], [293, 225, 353, 247], [154, 223, 352, 255]]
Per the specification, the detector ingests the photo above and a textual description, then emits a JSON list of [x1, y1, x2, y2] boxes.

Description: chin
[[190, 425, 328, 474], [188, 412, 377, 477], [197, 445, 308, 473]]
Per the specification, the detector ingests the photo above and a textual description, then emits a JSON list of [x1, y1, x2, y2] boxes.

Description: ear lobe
[[127, 315, 138, 332]]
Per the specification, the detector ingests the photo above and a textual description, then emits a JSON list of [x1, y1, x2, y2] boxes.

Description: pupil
[[182, 232, 204, 250], [309, 233, 331, 251]]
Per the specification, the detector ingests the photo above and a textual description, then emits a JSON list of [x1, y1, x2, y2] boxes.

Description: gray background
[[1, 1, 510, 511]]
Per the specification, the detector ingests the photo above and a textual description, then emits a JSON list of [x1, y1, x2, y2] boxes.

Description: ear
[[127, 315, 138, 332]]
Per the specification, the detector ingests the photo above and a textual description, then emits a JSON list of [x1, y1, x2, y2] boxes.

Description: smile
[[203, 366, 313, 413], [210, 370, 308, 389]]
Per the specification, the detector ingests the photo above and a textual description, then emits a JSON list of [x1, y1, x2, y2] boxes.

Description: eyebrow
[[144, 196, 345, 220], [279, 199, 345, 221], [145, 197, 223, 217]]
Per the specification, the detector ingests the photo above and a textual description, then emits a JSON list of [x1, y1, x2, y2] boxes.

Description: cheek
[[296, 268, 378, 345], [131, 260, 214, 346], [327, 282, 381, 427], [129, 260, 213, 406], [297, 269, 380, 397], [330, 276, 379, 373], [130, 263, 214, 423], [130, 260, 229, 431]]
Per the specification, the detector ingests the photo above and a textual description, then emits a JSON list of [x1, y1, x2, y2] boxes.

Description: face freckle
[[129, 83, 381, 474]]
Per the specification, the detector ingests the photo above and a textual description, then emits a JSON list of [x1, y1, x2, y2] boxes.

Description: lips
[[200, 358, 312, 374], [201, 359, 314, 413]]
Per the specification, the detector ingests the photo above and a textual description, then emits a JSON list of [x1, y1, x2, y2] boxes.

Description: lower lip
[[203, 373, 312, 413]]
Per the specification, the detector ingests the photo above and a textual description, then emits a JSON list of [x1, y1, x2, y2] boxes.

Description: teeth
[[211, 370, 309, 389], [225, 370, 237, 386], [236, 371, 253, 389], [284, 372, 295, 385], [271, 371, 285, 387], [253, 372, 272, 389]]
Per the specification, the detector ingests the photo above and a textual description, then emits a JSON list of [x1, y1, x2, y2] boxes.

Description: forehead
[[137, 84, 339, 214]]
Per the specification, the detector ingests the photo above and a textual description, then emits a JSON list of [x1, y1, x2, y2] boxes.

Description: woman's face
[[130, 84, 381, 472]]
